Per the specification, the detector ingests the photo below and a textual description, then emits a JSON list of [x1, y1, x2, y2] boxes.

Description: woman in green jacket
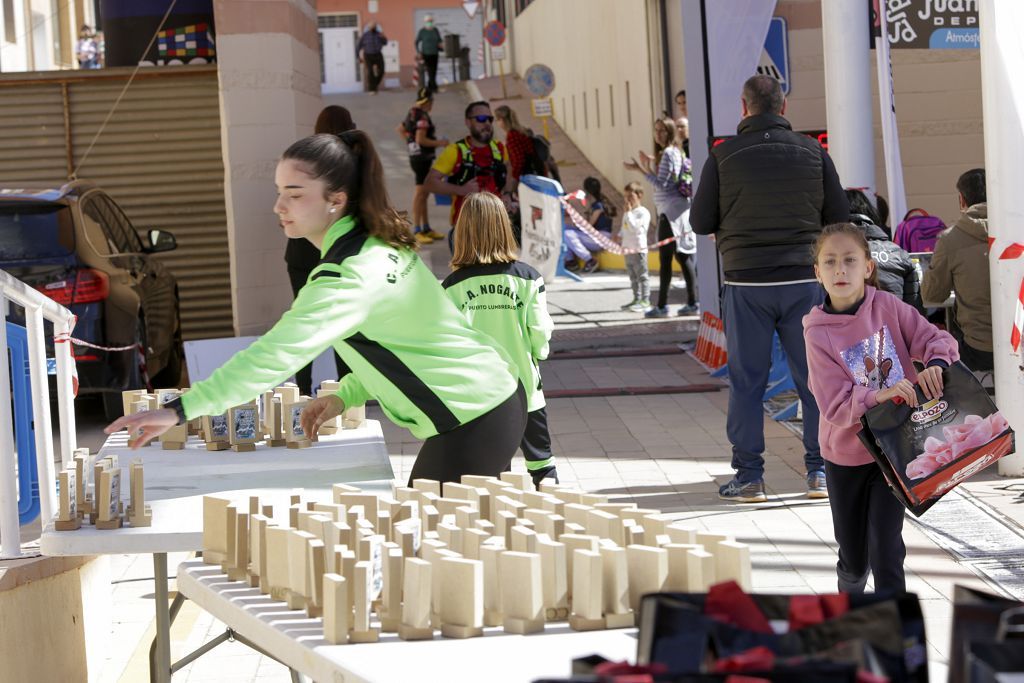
[[106, 131, 527, 483]]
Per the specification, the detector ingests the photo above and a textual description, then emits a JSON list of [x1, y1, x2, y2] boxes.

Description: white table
[[39, 422, 395, 683], [178, 560, 639, 683]]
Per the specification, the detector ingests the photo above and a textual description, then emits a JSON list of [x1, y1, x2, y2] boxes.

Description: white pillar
[[821, 0, 876, 191], [979, 0, 1024, 476]]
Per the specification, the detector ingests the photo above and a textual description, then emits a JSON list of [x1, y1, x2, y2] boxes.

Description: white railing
[[0, 268, 78, 559]]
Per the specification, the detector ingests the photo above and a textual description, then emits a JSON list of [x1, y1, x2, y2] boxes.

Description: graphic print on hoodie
[[840, 324, 906, 391]]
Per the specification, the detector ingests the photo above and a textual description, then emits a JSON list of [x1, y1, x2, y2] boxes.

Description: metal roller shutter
[[0, 66, 232, 341]]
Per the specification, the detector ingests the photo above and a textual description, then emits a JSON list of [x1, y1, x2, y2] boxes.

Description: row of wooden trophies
[[54, 449, 151, 531], [201, 472, 753, 644], [121, 381, 366, 452]]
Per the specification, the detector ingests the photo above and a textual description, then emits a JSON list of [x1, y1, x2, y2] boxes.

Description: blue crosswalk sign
[[758, 17, 790, 95]]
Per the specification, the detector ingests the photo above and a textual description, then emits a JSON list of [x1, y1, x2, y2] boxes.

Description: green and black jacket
[[182, 216, 520, 439], [442, 261, 552, 412]]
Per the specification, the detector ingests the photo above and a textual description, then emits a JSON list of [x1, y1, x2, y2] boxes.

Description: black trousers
[[423, 53, 439, 92], [409, 383, 527, 485], [365, 53, 385, 92], [657, 214, 696, 308], [287, 266, 349, 396], [521, 407, 553, 467], [824, 460, 907, 595]]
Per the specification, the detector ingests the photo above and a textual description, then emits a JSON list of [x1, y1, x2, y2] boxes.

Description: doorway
[[319, 13, 360, 94]]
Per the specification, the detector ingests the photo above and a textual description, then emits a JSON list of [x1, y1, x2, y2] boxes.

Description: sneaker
[[414, 232, 434, 245], [530, 465, 559, 488], [718, 478, 768, 503], [806, 470, 828, 499], [621, 299, 640, 310], [644, 305, 670, 318], [422, 229, 446, 241], [582, 259, 599, 273], [676, 303, 699, 316], [564, 260, 581, 272], [629, 300, 648, 312]]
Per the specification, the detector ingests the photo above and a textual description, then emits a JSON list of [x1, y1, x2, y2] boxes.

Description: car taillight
[[36, 268, 109, 305]]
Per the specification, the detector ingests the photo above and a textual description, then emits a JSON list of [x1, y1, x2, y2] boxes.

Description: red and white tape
[[1012, 276, 1024, 354], [558, 191, 677, 256]]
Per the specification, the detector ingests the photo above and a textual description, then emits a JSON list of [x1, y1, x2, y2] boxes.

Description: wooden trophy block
[[568, 549, 606, 631], [202, 495, 231, 564], [663, 544, 702, 592], [462, 528, 489, 560], [459, 475, 499, 488], [228, 512, 250, 582], [121, 389, 149, 416], [283, 400, 312, 448], [499, 471, 533, 491], [686, 548, 716, 591], [55, 469, 81, 531], [263, 391, 287, 446], [510, 525, 538, 554], [287, 530, 317, 610], [479, 544, 503, 627], [586, 508, 623, 544], [200, 414, 230, 451], [314, 388, 342, 435], [600, 546, 633, 629], [95, 468, 123, 530], [441, 482, 478, 502], [537, 481, 566, 495], [349, 561, 380, 643], [560, 534, 600, 595], [322, 573, 350, 644], [264, 526, 294, 602], [562, 503, 593, 528], [380, 547, 404, 632], [398, 557, 434, 640], [306, 539, 327, 618], [439, 557, 484, 638], [73, 453, 92, 519], [714, 540, 752, 591], [249, 514, 271, 590], [626, 545, 669, 612], [500, 551, 545, 634], [454, 505, 480, 529], [275, 383, 300, 406], [411, 479, 442, 497], [221, 505, 239, 574], [665, 522, 698, 545], [228, 403, 259, 452], [341, 404, 365, 429], [536, 536, 569, 621], [158, 394, 187, 449], [127, 461, 152, 527]]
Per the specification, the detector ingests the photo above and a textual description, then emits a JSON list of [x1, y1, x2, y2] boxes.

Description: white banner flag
[[517, 175, 565, 284], [876, 1, 908, 225]]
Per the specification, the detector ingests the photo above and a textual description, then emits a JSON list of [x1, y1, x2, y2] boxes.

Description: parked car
[[0, 181, 184, 419]]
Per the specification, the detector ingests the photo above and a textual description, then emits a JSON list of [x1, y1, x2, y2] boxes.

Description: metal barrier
[[6, 322, 39, 525], [0, 269, 78, 559]]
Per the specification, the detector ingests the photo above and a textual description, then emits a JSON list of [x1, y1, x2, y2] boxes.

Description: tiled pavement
[[86, 83, 1024, 681]]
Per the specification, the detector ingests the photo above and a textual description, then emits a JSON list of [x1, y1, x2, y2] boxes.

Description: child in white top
[[615, 181, 651, 311]]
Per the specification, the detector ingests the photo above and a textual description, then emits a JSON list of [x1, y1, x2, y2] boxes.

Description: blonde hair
[[624, 181, 644, 198], [451, 193, 519, 269], [494, 105, 528, 135]]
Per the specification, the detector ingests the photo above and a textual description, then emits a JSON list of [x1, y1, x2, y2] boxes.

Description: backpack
[[450, 139, 507, 191], [894, 208, 946, 252], [525, 134, 560, 181]]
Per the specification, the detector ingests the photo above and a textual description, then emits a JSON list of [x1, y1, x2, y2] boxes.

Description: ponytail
[[282, 132, 416, 250]]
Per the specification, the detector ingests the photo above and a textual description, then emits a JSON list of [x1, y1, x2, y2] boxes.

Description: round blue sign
[[524, 64, 555, 98]]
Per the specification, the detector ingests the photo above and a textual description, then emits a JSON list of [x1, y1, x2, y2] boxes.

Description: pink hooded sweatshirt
[[803, 286, 959, 466]]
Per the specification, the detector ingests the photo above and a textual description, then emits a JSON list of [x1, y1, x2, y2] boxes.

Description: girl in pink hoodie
[[803, 223, 958, 594]]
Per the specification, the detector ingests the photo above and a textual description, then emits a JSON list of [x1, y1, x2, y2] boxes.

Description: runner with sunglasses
[[425, 100, 515, 251]]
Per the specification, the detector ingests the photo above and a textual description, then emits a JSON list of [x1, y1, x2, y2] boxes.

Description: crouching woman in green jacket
[[106, 131, 527, 484]]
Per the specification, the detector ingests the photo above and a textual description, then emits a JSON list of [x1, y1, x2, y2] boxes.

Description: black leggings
[[657, 214, 696, 308], [409, 383, 527, 485]]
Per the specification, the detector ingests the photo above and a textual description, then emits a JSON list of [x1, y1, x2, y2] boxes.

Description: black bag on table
[[858, 361, 1015, 517], [949, 585, 1024, 683]]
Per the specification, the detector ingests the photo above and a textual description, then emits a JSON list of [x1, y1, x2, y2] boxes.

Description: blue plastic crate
[[6, 322, 39, 525]]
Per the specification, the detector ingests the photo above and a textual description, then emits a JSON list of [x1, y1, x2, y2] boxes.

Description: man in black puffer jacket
[[690, 75, 848, 504], [846, 189, 922, 311]]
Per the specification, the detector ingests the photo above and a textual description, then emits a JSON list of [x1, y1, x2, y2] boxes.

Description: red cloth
[[788, 593, 850, 630], [504, 128, 534, 180], [705, 581, 773, 634], [713, 646, 776, 673]]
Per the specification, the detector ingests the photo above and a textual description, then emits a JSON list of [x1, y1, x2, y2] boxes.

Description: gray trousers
[[625, 252, 650, 302]]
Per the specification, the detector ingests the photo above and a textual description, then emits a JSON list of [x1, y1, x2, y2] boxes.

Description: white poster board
[[184, 337, 340, 390], [517, 175, 565, 284]]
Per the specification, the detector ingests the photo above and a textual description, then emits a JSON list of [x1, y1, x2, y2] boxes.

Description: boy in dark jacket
[[846, 189, 922, 311]]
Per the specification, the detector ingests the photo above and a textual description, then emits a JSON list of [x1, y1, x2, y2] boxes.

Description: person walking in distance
[[690, 74, 849, 502], [396, 87, 448, 244], [415, 14, 442, 93], [625, 117, 697, 317], [108, 132, 527, 484], [285, 105, 356, 395], [425, 100, 514, 250], [443, 193, 558, 487], [804, 223, 958, 593], [357, 22, 388, 94]]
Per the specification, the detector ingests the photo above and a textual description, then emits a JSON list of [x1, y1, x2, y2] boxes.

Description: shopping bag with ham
[[858, 361, 1015, 516]]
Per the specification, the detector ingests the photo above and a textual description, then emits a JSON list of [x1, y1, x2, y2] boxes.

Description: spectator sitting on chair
[[563, 177, 614, 274], [922, 168, 992, 373], [846, 188, 922, 311], [358, 22, 388, 95]]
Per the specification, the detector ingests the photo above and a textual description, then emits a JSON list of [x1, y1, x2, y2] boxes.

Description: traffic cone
[[695, 312, 711, 364], [711, 316, 727, 369]]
